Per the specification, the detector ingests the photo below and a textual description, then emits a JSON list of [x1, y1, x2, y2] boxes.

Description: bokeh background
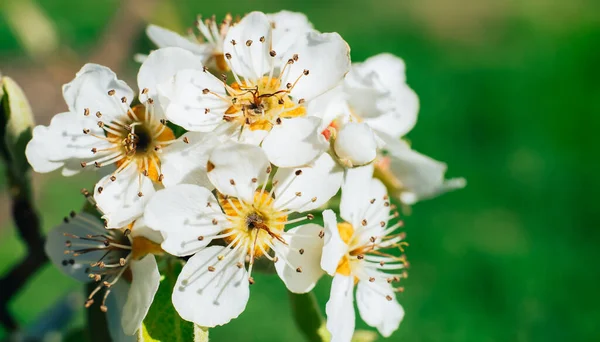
[[1, 0, 599, 341]]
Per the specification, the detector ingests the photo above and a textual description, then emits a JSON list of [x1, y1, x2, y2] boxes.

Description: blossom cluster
[[27, 10, 464, 342]]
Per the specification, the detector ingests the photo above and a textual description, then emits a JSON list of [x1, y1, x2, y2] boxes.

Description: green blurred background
[[1, 0, 599, 341]]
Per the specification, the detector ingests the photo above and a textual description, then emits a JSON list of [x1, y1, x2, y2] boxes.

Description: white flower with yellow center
[[45, 202, 163, 340], [146, 11, 314, 73], [144, 143, 343, 327], [321, 174, 408, 342], [158, 11, 350, 168], [26, 47, 216, 227]]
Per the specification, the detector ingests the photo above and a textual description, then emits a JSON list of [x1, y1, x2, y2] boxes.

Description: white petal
[[105, 280, 136, 342], [160, 132, 218, 188], [207, 143, 269, 202], [129, 216, 163, 243], [63, 64, 133, 121], [172, 246, 250, 327], [138, 47, 204, 101], [325, 274, 355, 342], [345, 53, 419, 138], [146, 25, 211, 57], [159, 68, 229, 132], [121, 255, 160, 335], [44, 212, 105, 282], [356, 280, 404, 337], [223, 12, 272, 80], [273, 223, 325, 293], [237, 127, 269, 145], [306, 85, 349, 132], [261, 116, 328, 167], [144, 184, 224, 256], [387, 141, 466, 204], [94, 167, 155, 228], [267, 11, 314, 58], [339, 164, 374, 223], [281, 31, 350, 102], [273, 153, 343, 212], [25, 112, 110, 175], [320, 209, 348, 276], [334, 122, 378, 167]]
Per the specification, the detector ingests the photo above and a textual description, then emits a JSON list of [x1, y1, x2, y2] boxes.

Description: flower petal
[[356, 280, 404, 337], [144, 184, 224, 256], [63, 64, 133, 121], [158, 68, 229, 132], [267, 11, 314, 58], [345, 53, 419, 138], [339, 164, 374, 223], [320, 209, 347, 276], [172, 246, 249, 327], [207, 143, 270, 202], [334, 122, 378, 167], [261, 116, 328, 167], [105, 280, 136, 342], [387, 141, 466, 204], [273, 152, 343, 212], [325, 274, 356, 342], [94, 166, 155, 228], [121, 255, 160, 335], [282, 31, 350, 102], [25, 112, 110, 175], [273, 223, 325, 293], [146, 24, 211, 57], [138, 47, 204, 102], [222, 11, 272, 80], [44, 212, 105, 282], [160, 132, 218, 188]]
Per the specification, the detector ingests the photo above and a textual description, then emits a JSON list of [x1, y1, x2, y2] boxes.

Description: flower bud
[[1, 76, 35, 173], [333, 122, 378, 167]]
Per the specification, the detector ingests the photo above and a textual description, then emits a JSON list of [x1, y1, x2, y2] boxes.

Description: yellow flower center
[[224, 77, 306, 131]]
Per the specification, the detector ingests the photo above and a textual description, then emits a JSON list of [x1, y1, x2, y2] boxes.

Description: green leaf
[[138, 257, 206, 342], [288, 291, 329, 342]]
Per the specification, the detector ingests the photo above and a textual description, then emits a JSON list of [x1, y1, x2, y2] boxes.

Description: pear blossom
[[144, 143, 343, 327], [45, 202, 163, 339], [321, 172, 408, 342], [146, 11, 314, 73], [26, 47, 216, 227], [158, 11, 350, 167]]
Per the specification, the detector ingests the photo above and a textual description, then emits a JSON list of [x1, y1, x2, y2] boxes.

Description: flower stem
[[287, 291, 330, 342]]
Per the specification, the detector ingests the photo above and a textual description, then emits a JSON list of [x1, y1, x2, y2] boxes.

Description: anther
[[229, 179, 236, 185], [269, 50, 276, 57], [248, 277, 255, 285], [100, 305, 108, 312], [286, 83, 292, 89], [299, 249, 304, 255], [296, 267, 302, 273], [217, 255, 224, 261], [138, 192, 143, 197], [357, 255, 364, 260], [212, 218, 218, 225], [84, 108, 90, 116], [276, 118, 282, 125], [183, 137, 189, 144], [295, 192, 302, 197], [370, 198, 376, 204], [142, 88, 149, 94], [236, 262, 243, 268], [259, 36, 265, 43], [311, 197, 317, 202], [245, 40, 253, 46], [205, 108, 210, 114], [295, 170, 302, 176], [251, 178, 258, 183], [97, 187, 103, 194], [158, 174, 164, 182], [293, 54, 299, 61], [91, 147, 97, 153], [385, 295, 393, 301], [142, 170, 149, 177], [298, 99, 306, 104], [266, 166, 272, 174], [208, 266, 216, 272], [202, 66, 208, 72], [225, 53, 232, 59], [230, 39, 237, 45], [94, 161, 102, 168], [318, 230, 324, 238], [80, 162, 87, 168], [82, 128, 90, 134], [197, 236, 204, 241], [108, 89, 116, 96], [147, 98, 154, 104], [370, 236, 376, 243], [380, 221, 386, 227], [85, 299, 94, 308], [96, 111, 102, 118], [361, 219, 368, 226], [121, 96, 127, 103], [303, 69, 309, 75], [160, 119, 167, 125], [307, 214, 314, 220], [369, 277, 375, 282], [202, 88, 210, 94]]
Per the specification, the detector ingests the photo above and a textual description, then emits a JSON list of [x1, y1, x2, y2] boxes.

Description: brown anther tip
[[97, 121, 104, 128], [212, 218, 218, 225], [248, 277, 255, 285], [230, 39, 237, 45], [197, 236, 204, 241], [287, 58, 294, 64], [225, 53, 232, 59], [319, 230, 325, 238], [229, 179, 236, 185], [361, 219, 368, 226], [119, 258, 126, 266], [85, 299, 94, 308], [108, 89, 116, 96], [307, 214, 314, 220], [380, 221, 386, 227], [278, 98, 284, 105], [160, 119, 167, 125], [298, 98, 306, 104], [295, 169, 303, 176], [370, 198, 376, 204], [370, 236, 376, 243], [384, 202, 390, 207], [251, 177, 258, 183], [236, 262, 243, 268], [383, 195, 389, 200], [272, 256, 279, 263], [82, 128, 90, 134], [299, 248, 305, 255], [202, 88, 210, 94], [97, 186, 104, 194], [245, 39, 253, 46], [394, 212, 400, 217], [205, 108, 210, 114], [269, 50, 276, 57], [158, 174, 164, 182], [295, 192, 302, 197], [357, 254, 364, 260], [142, 170, 149, 177], [183, 137, 190, 144], [80, 162, 87, 168], [121, 96, 127, 103], [84, 108, 90, 116], [369, 277, 375, 282], [259, 36, 265, 42], [208, 266, 216, 272], [303, 69, 309, 75], [217, 255, 224, 261], [266, 166, 272, 174], [386, 295, 393, 301], [147, 98, 154, 104], [138, 192, 143, 197], [380, 261, 386, 266], [311, 197, 317, 202], [296, 267, 303, 273], [142, 88, 149, 94], [91, 147, 97, 153], [276, 117, 282, 125], [286, 83, 292, 89], [100, 305, 108, 312], [94, 161, 101, 168]]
